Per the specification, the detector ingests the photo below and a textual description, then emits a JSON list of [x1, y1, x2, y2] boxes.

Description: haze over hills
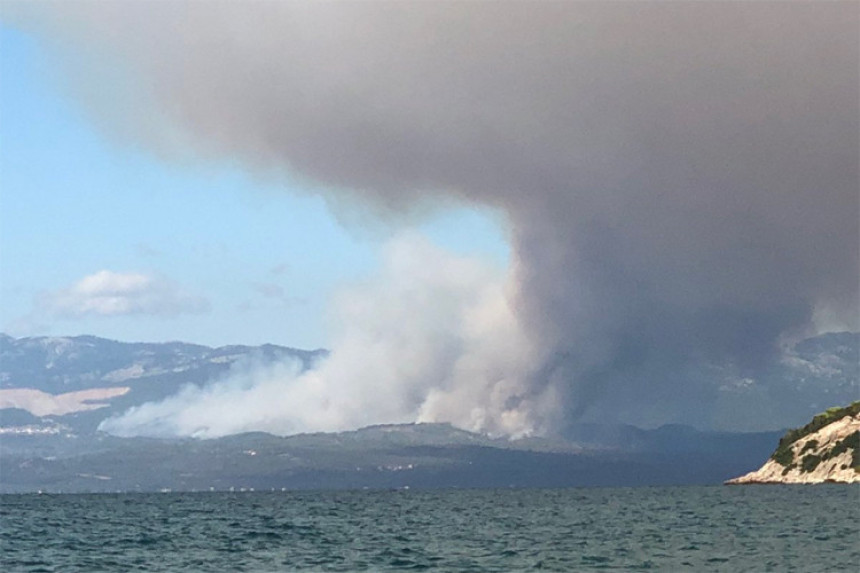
[[1, 331, 856, 436], [0, 333, 326, 434], [0, 332, 856, 492], [0, 333, 326, 394]]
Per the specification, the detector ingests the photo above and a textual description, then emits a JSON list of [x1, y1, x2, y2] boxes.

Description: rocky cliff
[[726, 402, 859, 484]]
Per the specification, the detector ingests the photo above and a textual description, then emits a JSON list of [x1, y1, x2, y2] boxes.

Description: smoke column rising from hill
[[14, 2, 859, 434]]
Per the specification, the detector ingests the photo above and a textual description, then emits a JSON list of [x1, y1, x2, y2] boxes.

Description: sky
[[0, 2, 857, 436], [0, 24, 509, 349]]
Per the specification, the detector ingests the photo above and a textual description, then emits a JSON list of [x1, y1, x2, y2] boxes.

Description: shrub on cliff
[[771, 401, 860, 468]]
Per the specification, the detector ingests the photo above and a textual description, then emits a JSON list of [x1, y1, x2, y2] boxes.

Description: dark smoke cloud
[[10, 1, 858, 431]]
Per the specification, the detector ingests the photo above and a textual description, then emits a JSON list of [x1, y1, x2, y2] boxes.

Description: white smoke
[[100, 235, 555, 438]]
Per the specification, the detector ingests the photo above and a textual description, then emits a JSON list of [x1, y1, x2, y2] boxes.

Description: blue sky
[[0, 25, 508, 349]]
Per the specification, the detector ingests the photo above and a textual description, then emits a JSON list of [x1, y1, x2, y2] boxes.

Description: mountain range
[[0, 332, 856, 492]]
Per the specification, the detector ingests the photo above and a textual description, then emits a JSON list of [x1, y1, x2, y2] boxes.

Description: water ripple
[[0, 486, 857, 572]]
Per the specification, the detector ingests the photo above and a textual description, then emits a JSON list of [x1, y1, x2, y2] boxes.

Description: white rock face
[[727, 412, 859, 484]]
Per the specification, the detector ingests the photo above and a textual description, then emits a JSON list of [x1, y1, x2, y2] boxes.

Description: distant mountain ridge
[[0, 332, 856, 436], [0, 333, 326, 393], [0, 333, 326, 433], [0, 332, 856, 492]]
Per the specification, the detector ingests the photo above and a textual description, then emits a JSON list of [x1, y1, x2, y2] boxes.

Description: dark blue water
[[1, 486, 857, 571]]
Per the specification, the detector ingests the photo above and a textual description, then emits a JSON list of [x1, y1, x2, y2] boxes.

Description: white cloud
[[41, 270, 209, 318]]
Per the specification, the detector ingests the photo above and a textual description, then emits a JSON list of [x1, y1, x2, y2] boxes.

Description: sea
[[1, 485, 857, 572]]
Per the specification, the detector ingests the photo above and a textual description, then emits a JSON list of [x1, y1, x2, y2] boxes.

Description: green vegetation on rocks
[[773, 447, 795, 468], [800, 454, 822, 473], [771, 401, 860, 468], [799, 440, 818, 454], [798, 433, 860, 474]]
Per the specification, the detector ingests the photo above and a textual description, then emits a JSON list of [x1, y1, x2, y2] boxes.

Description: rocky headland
[[726, 402, 860, 484]]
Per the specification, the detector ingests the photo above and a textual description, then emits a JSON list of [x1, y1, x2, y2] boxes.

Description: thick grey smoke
[[13, 2, 859, 432]]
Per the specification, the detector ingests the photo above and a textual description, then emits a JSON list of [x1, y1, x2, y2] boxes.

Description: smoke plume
[[101, 237, 547, 438], [13, 2, 858, 434]]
